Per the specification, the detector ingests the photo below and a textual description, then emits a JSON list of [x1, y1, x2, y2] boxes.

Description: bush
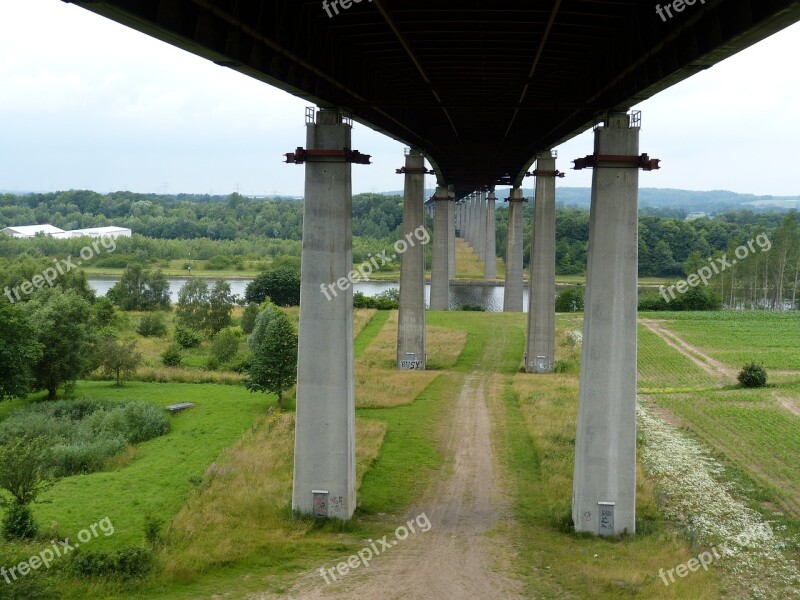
[[2, 503, 38, 541], [136, 313, 167, 337], [738, 362, 767, 388], [174, 325, 203, 349], [71, 546, 153, 579], [49, 438, 126, 476], [161, 345, 182, 367], [638, 286, 722, 312], [555, 288, 584, 313], [211, 327, 242, 364], [459, 303, 485, 312], [353, 291, 376, 309]]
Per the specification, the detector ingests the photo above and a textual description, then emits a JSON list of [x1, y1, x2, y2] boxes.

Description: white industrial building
[[1, 224, 131, 239]]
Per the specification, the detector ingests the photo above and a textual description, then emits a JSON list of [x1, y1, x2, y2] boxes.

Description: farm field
[[0, 310, 798, 598]]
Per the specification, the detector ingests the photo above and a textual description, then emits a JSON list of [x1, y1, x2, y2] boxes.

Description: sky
[[0, 1, 798, 198]]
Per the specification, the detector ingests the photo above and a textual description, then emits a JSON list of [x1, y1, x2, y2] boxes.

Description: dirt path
[[640, 319, 737, 381], [265, 374, 523, 600]]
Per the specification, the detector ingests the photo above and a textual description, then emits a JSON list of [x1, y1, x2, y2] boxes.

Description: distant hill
[[381, 187, 800, 214]]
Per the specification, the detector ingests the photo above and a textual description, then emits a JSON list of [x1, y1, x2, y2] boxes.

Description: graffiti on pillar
[[313, 490, 329, 518], [400, 359, 424, 370], [598, 503, 615, 536], [329, 495, 344, 513]]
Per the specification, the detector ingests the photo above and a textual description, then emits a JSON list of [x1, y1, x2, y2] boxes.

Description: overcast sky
[[1, 1, 798, 197]]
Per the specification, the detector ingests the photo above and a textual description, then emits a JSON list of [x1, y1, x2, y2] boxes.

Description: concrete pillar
[[448, 186, 456, 279], [477, 191, 486, 262], [293, 108, 356, 520], [470, 193, 478, 250], [503, 187, 525, 312], [526, 152, 557, 373], [397, 149, 426, 370], [430, 185, 450, 310], [573, 111, 640, 536], [465, 193, 473, 247], [484, 190, 497, 279]]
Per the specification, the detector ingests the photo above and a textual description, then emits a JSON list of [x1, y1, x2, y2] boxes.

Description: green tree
[[0, 436, 53, 540], [91, 296, 116, 327], [245, 267, 301, 306], [108, 264, 170, 311], [210, 327, 242, 364], [0, 302, 41, 401], [175, 279, 210, 332], [23, 288, 93, 399], [98, 337, 142, 386], [245, 309, 297, 407], [207, 280, 235, 334], [240, 302, 260, 334]]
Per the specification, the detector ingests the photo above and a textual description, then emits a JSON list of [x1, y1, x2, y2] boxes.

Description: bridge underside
[[66, 0, 799, 194]]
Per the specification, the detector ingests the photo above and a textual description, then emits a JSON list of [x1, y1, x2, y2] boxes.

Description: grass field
[[2, 309, 799, 598]]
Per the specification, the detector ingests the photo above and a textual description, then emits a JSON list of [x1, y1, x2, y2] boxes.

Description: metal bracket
[[572, 153, 660, 171], [396, 166, 435, 175], [284, 147, 372, 165], [505, 196, 529, 203], [527, 169, 566, 178]]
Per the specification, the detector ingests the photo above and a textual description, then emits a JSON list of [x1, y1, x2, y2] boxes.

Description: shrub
[[353, 291, 376, 309], [459, 304, 485, 312], [553, 359, 580, 374], [638, 286, 722, 312], [143, 515, 164, 549], [174, 325, 203, 349], [49, 438, 127, 476], [71, 546, 153, 579], [161, 345, 182, 367], [211, 327, 242, 364], [738, 362, 767, 388], [2, 503, 38, 541], [555, 288, 584, 313], [136, 313, 167, 337]]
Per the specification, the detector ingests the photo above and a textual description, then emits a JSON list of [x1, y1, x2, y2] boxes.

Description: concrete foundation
[[572, 111, 640, 536], [430, 185, 450, 310], [503, 187, 525, 312], [397, 149, 426, 370], [484, 191, 497, 279], [525, 153, 557, 373], [292, 109, 356, 520]]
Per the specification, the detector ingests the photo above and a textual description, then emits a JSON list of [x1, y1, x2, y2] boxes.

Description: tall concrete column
[[470, 193, 478, 250], [503, 187, 525, 312], [430, 185, 450, 310], [466, 193, 474, 247], [397, 149, 426, 370], [448, 186, 456, 279], [484, 190, 497, 279], [573, 111, 641, 536], [526, 152, 558, 373], [293, 108, 356, 520], [477, 191, 486, 262]]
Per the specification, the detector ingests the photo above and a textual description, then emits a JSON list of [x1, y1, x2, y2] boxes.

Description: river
[[87, 278, 531, 312]]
